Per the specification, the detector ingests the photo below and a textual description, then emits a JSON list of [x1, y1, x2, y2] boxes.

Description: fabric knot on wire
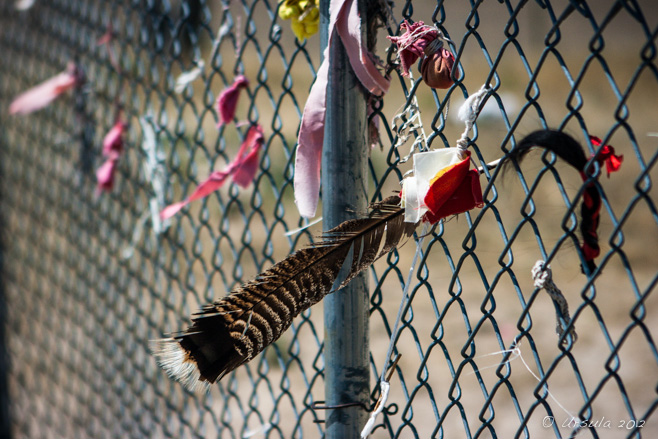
[[388, 20, 455, 89], [583, 135, 624, 179], [399, 85, 492, 225], [532, 261, 552, 289]]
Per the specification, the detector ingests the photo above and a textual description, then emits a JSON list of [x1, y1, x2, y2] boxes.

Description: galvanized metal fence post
[[320, 0, 370, 437]]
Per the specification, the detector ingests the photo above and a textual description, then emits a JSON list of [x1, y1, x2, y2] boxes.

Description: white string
[[360, 223, 430, 438], [455, 84, 490, 150], [463, 347, 521, 375], [423, 37, 444, 56], [477, 158, 501, 174], [470, 343, 579, 423], [514, 344, 580, 423], [380, 222, 429, 381], [174, 59, 205, 94], [392, 72, 431, 162], [360, 381, 390, 438], [242, 422, 272, 438], [284, 216, 323, 237]]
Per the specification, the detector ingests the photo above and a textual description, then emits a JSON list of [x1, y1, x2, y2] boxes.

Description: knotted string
[[532, 260, 577, 344], [456, 84, 490, 150]]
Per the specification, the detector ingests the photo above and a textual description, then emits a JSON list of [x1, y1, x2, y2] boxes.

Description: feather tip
[[150, 338, 210, 392]]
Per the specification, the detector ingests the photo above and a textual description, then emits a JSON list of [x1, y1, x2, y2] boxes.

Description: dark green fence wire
[[1, 0, 657, 438]]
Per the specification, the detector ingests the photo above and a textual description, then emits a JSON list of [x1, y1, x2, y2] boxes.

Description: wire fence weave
[[1, 1, 657, 438]]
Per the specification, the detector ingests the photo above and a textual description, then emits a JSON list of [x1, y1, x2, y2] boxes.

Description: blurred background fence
[[1, 0, 657, 438]]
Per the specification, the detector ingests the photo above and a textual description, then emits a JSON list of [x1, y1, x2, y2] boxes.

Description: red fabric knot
[[421, 151, 483, 224], [588, 136, 623, 177], [387, 20, 455, 89], [388, 21, 438, 76], [420, 48, 455, 89]]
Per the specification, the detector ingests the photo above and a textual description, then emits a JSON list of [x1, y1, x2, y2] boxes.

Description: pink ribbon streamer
[[96, 119, 127, 193], [9, 63, 81, 115], [102, 120, 127, 158], [216, 75, 249, 127], [96, 159, 119, 192], [294, 0, 389, 218], [160, 124, 265, 220]]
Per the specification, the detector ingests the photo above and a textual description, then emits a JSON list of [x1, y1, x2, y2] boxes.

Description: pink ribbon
[[294, 0, 390, 218], [216, 75, 249, 127], [96, 119, 127, 193], [161, 124, 265, 220], [9, 63, 82, 115]]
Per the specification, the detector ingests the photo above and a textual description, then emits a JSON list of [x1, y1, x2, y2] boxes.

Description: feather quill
[[152, 195, 415, 390]]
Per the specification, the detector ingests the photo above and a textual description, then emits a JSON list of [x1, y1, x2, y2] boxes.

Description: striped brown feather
[[151, 195, 416, 390]]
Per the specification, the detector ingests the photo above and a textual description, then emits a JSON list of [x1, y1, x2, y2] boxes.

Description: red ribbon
[[578, 136, 623, 268], [588, 136, 623, 177]]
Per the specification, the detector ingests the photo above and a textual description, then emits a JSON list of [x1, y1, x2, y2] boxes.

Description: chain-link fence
[[1, 0, 657, 438]]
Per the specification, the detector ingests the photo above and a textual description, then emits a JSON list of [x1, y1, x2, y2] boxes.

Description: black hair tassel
[[506, 129, 623, 274]]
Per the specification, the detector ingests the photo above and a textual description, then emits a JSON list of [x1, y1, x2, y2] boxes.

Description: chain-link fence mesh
[[1, 0, 657, 438]]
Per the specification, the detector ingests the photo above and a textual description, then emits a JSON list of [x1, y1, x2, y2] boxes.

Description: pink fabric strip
[[9, 69, 78, 115], [161, 125, 264, 220], [217, 75, 249, 127], [294, 0, 389, 218], [335, 0, 389, 96], [294, 59, 330, 218]]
